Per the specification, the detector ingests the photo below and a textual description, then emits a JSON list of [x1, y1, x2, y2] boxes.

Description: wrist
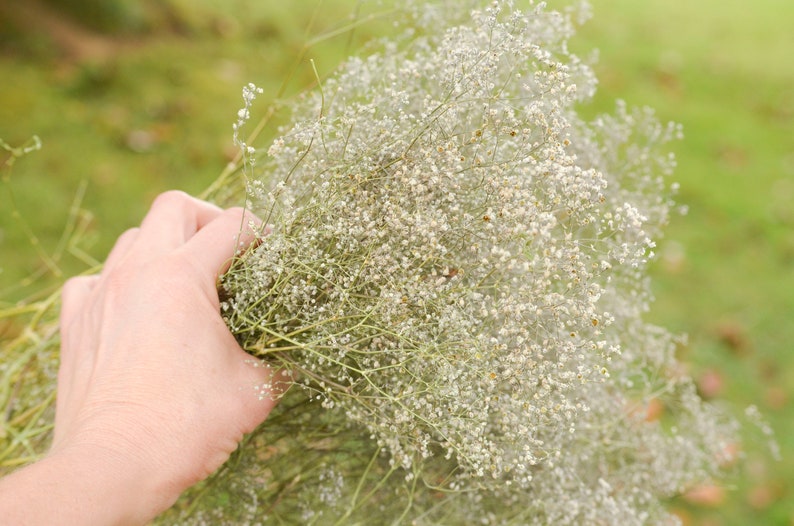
[[0, 445, 175, 525], [57, 444, 173, 524]]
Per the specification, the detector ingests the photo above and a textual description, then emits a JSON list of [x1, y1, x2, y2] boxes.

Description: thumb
[[231, 355, 290, 435]]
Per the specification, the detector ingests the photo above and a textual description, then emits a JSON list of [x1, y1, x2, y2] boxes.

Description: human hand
[[13, 191, 282, 524]]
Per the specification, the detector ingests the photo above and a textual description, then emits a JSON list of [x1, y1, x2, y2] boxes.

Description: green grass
[[1, 0, 792, 524], [1, 0, 393, 300]]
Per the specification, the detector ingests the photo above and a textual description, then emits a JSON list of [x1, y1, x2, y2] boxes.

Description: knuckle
[[150, 190, 191, 211]]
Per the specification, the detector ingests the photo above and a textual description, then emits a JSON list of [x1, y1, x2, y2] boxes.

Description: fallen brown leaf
[[683, 484, 726, 507]]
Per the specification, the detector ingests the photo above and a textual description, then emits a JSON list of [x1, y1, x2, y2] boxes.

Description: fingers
[[60, 274, 99, 329], [56, 275, 100, 446], [101, 227, 140, 275], [180, 206, 262, 281], [103, 192, 255, 277], [137, 191, 225, 255]]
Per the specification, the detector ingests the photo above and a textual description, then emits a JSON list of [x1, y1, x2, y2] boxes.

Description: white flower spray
[[166, 1, 737, 524]]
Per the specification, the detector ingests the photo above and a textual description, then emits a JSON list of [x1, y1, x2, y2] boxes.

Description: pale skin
[[0, 191, 282, 525]]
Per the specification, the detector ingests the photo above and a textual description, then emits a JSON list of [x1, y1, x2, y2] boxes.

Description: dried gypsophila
[[214, 1, 737, 523]]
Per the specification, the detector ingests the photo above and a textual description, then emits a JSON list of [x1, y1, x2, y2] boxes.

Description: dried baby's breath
[[175, 1, 737, 523]]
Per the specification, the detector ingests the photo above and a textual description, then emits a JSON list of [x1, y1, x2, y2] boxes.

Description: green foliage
[[39, 0, 149, 33]]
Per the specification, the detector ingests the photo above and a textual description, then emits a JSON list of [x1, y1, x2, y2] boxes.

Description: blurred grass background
[[1, 0, 791, 524]]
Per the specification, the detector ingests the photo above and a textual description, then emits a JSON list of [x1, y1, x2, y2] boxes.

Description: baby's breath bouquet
[[166, 1, 736, 524]]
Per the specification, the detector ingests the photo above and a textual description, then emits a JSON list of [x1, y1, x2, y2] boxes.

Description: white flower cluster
[[214, 1, 735, 523], [233, 82, 263, 165]]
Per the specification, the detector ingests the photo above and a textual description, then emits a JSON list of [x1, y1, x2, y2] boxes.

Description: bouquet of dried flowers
[[161, 1, 737, 524], [0, 1, 742, 524]]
